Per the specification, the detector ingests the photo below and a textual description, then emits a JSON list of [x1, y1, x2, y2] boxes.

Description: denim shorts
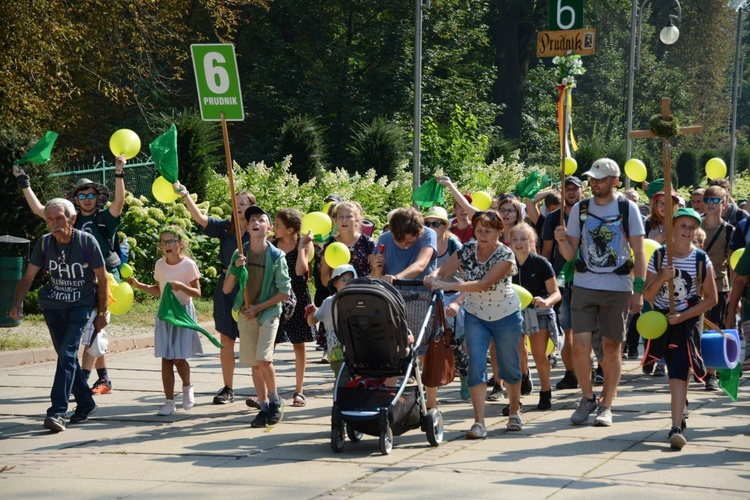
[[465, 310, 523, 387], [522, 311, 555, 335]]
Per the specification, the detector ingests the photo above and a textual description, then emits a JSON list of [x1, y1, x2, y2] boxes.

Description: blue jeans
[[465, 310, 523, 387], [43, 307, 96, 417]]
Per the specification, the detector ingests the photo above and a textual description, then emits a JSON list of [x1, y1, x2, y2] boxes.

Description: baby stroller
[[330, 277, 444, 455]]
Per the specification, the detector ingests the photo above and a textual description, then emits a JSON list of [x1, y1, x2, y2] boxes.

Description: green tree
[[347, 117, 409, 179], [278, 115, 327, 183]]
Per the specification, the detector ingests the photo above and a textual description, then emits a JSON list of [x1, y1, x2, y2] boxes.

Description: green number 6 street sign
[[549, 0, 583, 31], [191, 44, 244, 121]]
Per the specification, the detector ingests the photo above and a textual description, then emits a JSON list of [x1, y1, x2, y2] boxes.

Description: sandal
[[507, 414, 523, 431], [292, 392, 307, 407], [465, 421, 487, 439]]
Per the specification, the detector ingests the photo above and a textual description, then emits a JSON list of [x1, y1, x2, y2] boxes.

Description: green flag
[[513, 171, 550, 199], [229, 250, 249, 311], [411, 178, 445, 208], [150, 124, 179, 183], [717, 364, 742, 402], [157, 282, 223, 349], [15, 131, 58, 165]]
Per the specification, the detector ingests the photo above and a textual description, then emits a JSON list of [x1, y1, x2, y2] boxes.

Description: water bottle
[[120, 237, 130, 264]]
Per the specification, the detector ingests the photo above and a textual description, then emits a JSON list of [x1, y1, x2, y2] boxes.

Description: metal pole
[[413, 0, 424, 192], [625, 0, 639, 190], [730, 8, 744, 185]]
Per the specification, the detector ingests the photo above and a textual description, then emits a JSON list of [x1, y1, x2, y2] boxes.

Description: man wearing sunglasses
[[554, 158, 646, 428], [13, 154, 127, 396]]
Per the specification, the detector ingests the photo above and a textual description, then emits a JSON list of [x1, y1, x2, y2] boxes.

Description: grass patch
[[0, 336, 49, 351]]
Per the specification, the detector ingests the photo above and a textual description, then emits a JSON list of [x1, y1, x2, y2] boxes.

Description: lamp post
[[413, 0, 430, 192], [625, 0, 682, 189], [730, 6, 745, 185]]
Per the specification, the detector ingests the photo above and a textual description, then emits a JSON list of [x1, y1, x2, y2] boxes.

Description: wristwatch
[[97, 311, 107, 317]]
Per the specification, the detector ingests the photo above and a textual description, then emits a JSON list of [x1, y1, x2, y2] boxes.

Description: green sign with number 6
[[549, 0, 583, 31], [191, 44, 244, 121]]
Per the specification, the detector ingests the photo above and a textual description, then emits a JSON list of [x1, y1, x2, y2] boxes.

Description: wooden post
[[630, 98, 703, 314], [560, 86, 568, 219]]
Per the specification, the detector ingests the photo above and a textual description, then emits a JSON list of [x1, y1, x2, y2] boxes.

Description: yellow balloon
[[301, 212, 332, 238], [644, 238, 662, 264], [636, 311, 668, 340], [120, 263, 134, 279], [110, 282, 134, 316], [152, 176, 179, 204], [109, 129, 141, 159], [624, 159, 647, 183], [525, 336, 555, 356], [513, 284, 533, 310], [322, 201, 336, 216], [706, 157, 727, 180], [232, 308, 239, 322], [730, 248, 745, 270], [472, 191, 492, 211], [325, 242, 351, 268], [564, 157, 577, 175]]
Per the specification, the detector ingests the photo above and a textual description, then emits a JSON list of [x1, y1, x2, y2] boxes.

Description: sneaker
[[502, 402, 523, 416], [556, 370, 578, 390], [642, 363, 654, 375], [246, 396, 261, 410], [43, 415, 66, 432], [548, 353, 558, 367], [704, 373, 719, 391], [267, 399, 284, 426], [250, 410, 269, 428], [570, 396, 598, 425], [91, 378, 112, 395], [668, 426, 687, 449], [521, 370, 533, 395], [537, 390, 552, 411], [594, 406, 613, 426], [593, 366, 604, 386], [653, 364, 666, 377], [182, 384, 195, 410], [69, 402, 97, 424], [213, 386, 234, 404], [627, 350, 639, 359], [486, 384, 503, 401], [465, 421, 487, 439], [459, 376, 471, 400], [157, 399, 176, 416]]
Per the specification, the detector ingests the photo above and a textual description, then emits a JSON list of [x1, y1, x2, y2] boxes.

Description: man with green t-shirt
[[13, 155, 127, 395]]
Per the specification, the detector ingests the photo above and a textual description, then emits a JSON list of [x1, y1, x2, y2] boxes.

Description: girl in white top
[[128, 226, 202, 416]]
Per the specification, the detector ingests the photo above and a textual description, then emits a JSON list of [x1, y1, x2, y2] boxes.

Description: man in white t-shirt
[[554, 158, 646, 427]]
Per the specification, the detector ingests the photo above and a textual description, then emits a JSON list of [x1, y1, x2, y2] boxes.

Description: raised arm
[[108, 155, 126, 217], [436, 176, 477, 218], [12, 166, 45, 218], [174, 183, 209, 228]]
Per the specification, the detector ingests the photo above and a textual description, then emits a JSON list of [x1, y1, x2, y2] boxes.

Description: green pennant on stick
[[412, 178, 445, 208], [229, 250, 249, 311], [513, 171, 550, 199], [157, 282, 223, 349], [149, 124, 179, 183], [717, 364, 742, 402], [15, 131, 58, 165]]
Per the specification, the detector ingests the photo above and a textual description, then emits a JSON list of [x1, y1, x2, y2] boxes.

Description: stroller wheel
[[346, 423, 363, 442], [425, 408, 444, 447], [331, 425, 345, 453], [379, 425, 393, 455]]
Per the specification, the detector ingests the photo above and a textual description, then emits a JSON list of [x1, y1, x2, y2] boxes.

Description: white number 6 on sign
[[556, 0, 575, 30], [204, 52, 230, 94]]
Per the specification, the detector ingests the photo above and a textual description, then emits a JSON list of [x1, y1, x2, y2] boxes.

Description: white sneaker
[[158, 399, 176, 416], [183, 384, 195, 410]]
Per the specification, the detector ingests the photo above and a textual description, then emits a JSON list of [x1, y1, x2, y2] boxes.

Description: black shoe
[[704, 373, 719, 391], [501, 402, 523, 416], [267, 399, 284, 426], [69, 402, 97, 424], [43, 415, 66, 432], [593, 365, 604, 385], [250, 410, 268, 428], [668, 426, 686, 449], [627, 350, 639, 359], [556, 371, 578, 390], [213, 386, 235, 404], [521, 370, 533, 396], [642, 363, 654, 375], [653, 364, 666, 377], [486, 384, 503, 401], [537, 390, 552, 411], [246, 396, 261, 410]]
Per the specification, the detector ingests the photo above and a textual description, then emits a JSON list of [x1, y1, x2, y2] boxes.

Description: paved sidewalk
[[0, 336, 748, 499]]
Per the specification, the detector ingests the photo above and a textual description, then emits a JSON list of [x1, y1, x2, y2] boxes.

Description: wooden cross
[[630, 97, 703, 314]]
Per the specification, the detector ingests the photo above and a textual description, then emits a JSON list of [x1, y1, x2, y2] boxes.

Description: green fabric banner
[[229, 250, 249, 311], [513, 171, 550, 199], [717, 364, 742, 402], [411, 178, 445, 208], [150, 124, 179, 183], [15, 131, 58, 165], [157, 282, 223, 349]]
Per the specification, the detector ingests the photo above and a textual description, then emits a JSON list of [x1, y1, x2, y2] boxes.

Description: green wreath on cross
[[648, 113, 681, 138]]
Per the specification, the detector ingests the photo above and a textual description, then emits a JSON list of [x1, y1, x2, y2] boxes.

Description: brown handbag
[[421, 300, 455, 387]]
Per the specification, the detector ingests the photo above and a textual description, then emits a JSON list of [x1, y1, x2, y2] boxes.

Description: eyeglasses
[[424, 221, 444, 228], [499, 208, 517, 215], [76, 193, 97, 200], [704, 197, 723, 205], [158, 239, 180, 247]]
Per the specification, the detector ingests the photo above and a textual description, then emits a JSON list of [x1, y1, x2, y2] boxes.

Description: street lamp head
[[660, 20, 680, 45]]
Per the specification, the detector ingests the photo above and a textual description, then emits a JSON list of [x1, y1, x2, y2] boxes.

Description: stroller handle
[[392, 278, 425, 287]]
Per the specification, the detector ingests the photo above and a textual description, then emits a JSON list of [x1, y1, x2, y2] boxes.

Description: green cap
[[673, 207, 702, 225]]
